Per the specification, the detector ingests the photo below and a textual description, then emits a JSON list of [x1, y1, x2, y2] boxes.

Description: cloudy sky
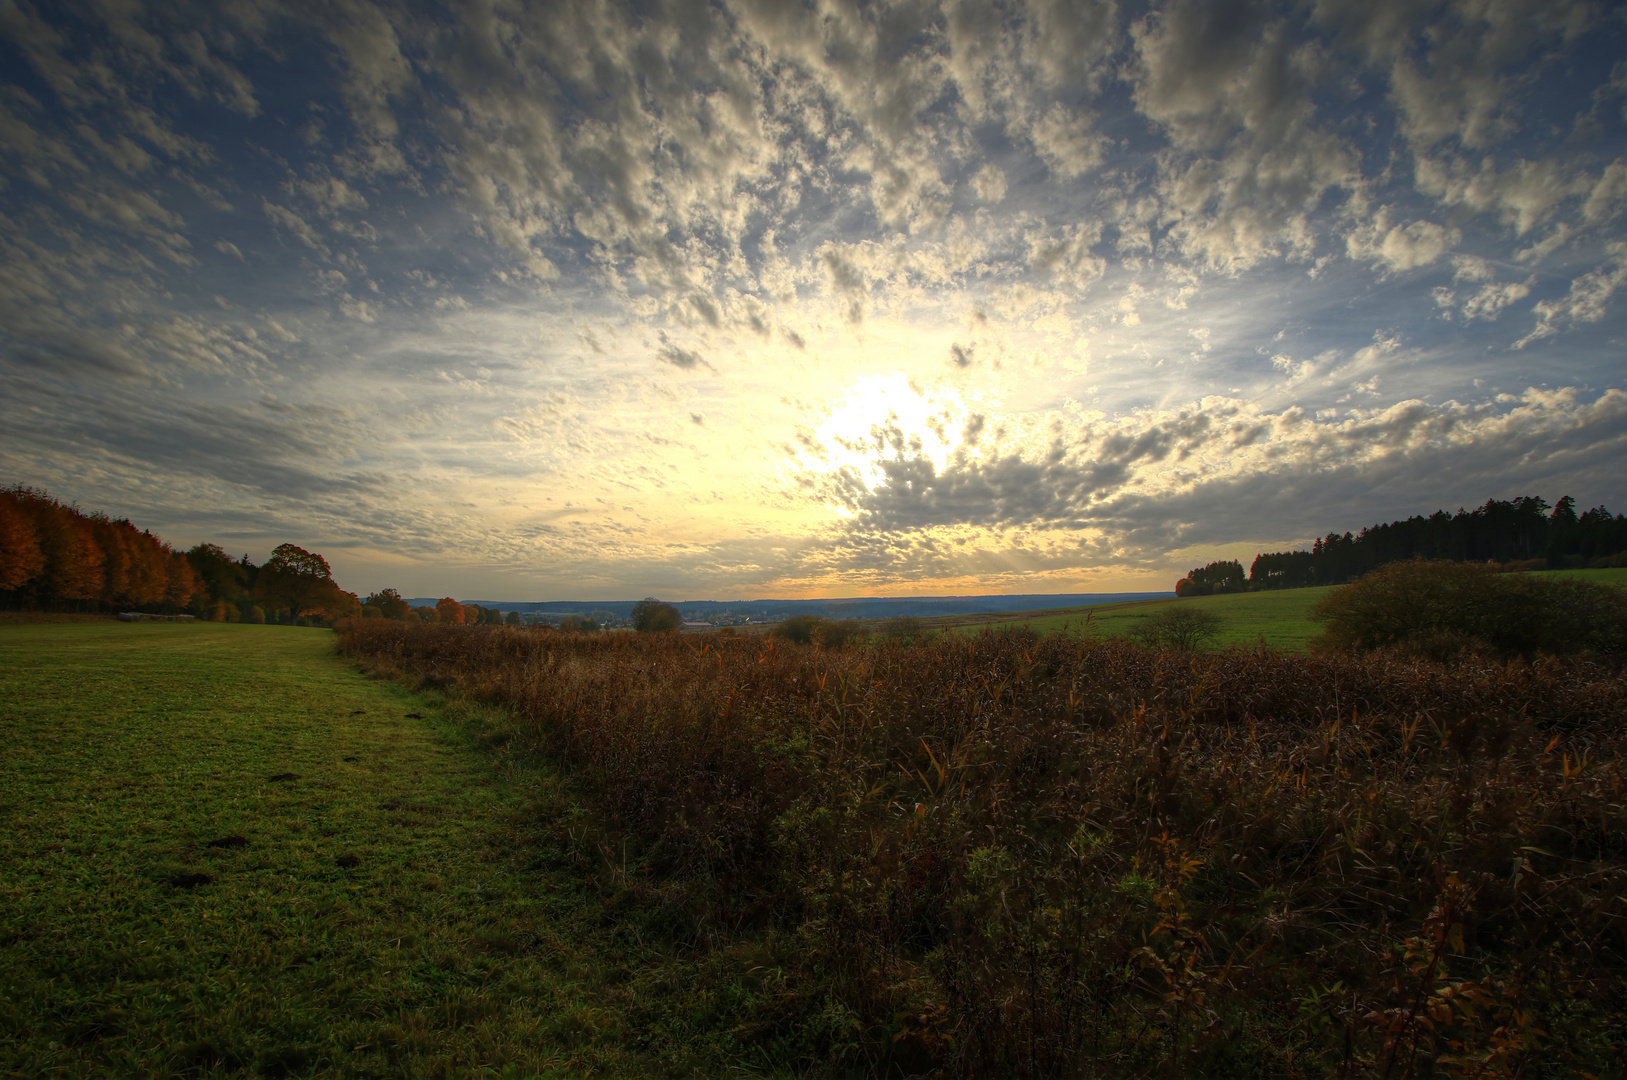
[[2, 0, 1624, 600]]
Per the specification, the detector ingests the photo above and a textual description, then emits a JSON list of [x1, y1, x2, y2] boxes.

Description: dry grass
[[338, 620, 1627, 1077]]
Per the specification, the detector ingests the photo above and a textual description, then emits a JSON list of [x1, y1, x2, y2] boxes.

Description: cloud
[[1345, 209, 1459, 273], [969, 163, 1007, 204], [262, 200, 328, 254], [1516, 244, 1627, 347], [657, 335, 709, 371], [1460, 276, 1534, 321], [797, 386, 1627, 570]]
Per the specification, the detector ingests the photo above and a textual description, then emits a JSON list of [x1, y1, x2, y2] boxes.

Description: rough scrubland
[[339, 619, 1627, 1077]]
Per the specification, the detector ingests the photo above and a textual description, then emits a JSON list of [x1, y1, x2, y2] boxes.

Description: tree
[[1180, 559, 1245, 596], [435, 597, 466, 624], [36, 502, 103, 605], [1133, 606, 1224, 651], [256, 543, 335, 622], [504, 611, 522, 626], [188, 543, 251, 609], [165, 549, 200, 609], [0, 489, 45, 592], [364, 588, 413, 620], [631, 597, 682, 632]]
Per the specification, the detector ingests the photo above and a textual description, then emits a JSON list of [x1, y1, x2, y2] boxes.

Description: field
[[339, 617, 1627, 1077], [10, 571, 1627, 1077], [0, 622, 667, 1078], [973, 566, 1627, 651]]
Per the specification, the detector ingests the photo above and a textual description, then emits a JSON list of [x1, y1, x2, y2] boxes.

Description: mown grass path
[[0, 623, 650, 1079]]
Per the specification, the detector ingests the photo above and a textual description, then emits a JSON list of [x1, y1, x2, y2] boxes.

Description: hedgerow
[[337, 620, 1627, 1076]]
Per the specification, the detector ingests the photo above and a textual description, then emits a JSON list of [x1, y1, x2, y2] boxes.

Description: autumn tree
[[363, 587, 413, 620], [36, 500, 103, 606], [0, 488, 45, 592], [435, 597, 466, 624], [256, 543, 336, 622]]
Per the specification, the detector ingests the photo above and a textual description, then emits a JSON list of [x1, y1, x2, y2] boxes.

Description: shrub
[[813, 618, 866, 649], [1132, 604, 1223, 650], [877, 615, 925, 644], [1311, 559, 1627, 661], [771, 613, 821, 644]]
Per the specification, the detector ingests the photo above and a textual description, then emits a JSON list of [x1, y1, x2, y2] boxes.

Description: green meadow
[[982, 566, 1627, 651], [0, 622, 663, 1079]]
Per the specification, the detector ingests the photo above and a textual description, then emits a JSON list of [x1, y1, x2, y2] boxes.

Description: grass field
[[979, 565, 1627, 652], [0, 622, 662, 1079]]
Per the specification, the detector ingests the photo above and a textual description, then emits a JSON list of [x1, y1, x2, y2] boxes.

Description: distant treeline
[[1177, 495, 1627, 595], [0, 484, 517, 627]]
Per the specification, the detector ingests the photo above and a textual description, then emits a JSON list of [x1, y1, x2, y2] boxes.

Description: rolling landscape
[[5, 1, 1627, 1078]]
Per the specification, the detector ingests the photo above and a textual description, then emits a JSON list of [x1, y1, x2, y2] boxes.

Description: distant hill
[[403, 592, 1172, 622]]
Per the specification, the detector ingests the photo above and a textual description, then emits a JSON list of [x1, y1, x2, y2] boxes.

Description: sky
[[1, 0, 1625, 601]]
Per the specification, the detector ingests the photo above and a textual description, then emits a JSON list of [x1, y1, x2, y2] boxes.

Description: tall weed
[[338, 621, 1627, 1076]]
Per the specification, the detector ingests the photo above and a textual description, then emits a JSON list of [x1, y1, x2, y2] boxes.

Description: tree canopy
[[631, 597, 682, 632]]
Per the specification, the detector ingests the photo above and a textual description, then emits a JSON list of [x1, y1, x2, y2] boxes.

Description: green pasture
[[984, 565, 1627, 652], [985, 586, 1335, 652], [0, 622, 660, 1079]]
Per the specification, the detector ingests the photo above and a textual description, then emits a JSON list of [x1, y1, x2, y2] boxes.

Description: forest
[[0, 485, 516, 626], [1174, 494, 1627, 595]]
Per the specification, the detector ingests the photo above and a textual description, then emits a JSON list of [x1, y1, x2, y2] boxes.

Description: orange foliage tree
[[1, 485, 199, 612]]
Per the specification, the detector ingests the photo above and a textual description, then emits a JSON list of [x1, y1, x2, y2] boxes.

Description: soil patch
[[169, 873, 214, 888]]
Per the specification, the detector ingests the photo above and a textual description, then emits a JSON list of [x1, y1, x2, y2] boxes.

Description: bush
[[558, 615, 600, 631], [1311, 559, 1627, 661], [771, 613, 821, 644], [1132, 604, 1223, 650], [878, 615, 926, 644], [814, 618, 866, 649], [631, 597, 682, 632]]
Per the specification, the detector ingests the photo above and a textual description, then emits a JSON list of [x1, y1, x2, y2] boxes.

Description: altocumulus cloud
[[0, 0, 1623, 598]]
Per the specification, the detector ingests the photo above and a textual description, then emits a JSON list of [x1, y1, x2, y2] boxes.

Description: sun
[[792, 373, 986, 504]]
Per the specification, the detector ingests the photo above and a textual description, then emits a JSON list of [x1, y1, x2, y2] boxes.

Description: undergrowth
[[337, 621, 1627, 1077]]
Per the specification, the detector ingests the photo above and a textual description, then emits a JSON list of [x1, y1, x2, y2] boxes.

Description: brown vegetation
[[338, 619, 1627, 1076]]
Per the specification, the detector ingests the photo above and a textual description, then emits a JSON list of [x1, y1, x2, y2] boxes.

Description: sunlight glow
[[793, 373, 988, 515]]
